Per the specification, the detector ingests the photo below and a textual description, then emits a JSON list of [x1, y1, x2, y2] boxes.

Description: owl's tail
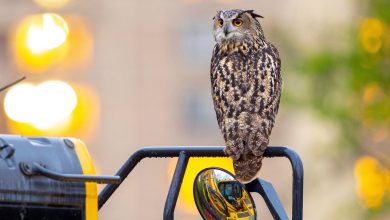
[[233, 153, 264, 184]]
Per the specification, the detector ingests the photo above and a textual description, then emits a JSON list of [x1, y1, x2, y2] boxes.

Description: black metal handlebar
[[19, 162, 121, 184]]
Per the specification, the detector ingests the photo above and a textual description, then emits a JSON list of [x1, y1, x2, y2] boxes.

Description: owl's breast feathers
[[211, 39, 281, 130], [211, 39, 282, 182]]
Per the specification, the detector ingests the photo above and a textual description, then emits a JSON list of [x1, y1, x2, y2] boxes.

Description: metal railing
[[98, 146, 304, 220]]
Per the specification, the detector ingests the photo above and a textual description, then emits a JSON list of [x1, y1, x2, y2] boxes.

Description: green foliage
[[289, 0, 390, 216], [293, 1, 390, 153]]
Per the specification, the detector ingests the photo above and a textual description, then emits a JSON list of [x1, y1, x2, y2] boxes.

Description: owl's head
[[213, 9, 264, 46]]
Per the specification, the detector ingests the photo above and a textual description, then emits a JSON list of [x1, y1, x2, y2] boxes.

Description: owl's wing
[[247, 42, 282, 157], [262, 42, 282, 108], [210, 45, 224, 130]]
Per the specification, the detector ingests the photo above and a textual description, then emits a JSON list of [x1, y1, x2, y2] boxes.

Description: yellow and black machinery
[[0, 135, 119, 220]]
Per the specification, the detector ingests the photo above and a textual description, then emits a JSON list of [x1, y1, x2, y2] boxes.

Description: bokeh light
[[11, 13, 69, 73], [168, 157, 234, 214], [3, 83, 36, 123], [4, 80, 77, 129], [363, 83, 381, 105], [354, 156, 390, 209], [359, 18, 385, 54], [5, 83, 100, 139], [27, 13, 69, 54]]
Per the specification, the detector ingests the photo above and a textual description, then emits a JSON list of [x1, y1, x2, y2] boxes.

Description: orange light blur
[[354, 156, 390, 209], [5, 83, 100, 141], [11, 13, 69, 73], [4, 81, 77, 129], [10, 13, 93, 73]]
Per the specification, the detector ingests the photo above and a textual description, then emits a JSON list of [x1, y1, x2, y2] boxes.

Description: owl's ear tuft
[[213, 11, 222, 20], [244, 10, 264, 20]]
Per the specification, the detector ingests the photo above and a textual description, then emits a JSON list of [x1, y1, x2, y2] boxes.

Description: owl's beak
[[223, 25, 229, 36]]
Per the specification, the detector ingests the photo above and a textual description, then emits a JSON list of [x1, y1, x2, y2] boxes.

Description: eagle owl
[[210, 9, 282, 183]]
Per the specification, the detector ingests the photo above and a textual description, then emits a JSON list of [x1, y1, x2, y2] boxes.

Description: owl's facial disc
[[213, 11, 251, 45], [215, 21, 244, 44]]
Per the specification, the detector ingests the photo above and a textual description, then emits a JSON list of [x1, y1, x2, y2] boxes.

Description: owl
[[210, 9, 282, 183]]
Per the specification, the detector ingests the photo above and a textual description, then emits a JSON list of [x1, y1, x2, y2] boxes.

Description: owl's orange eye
[[217, 19, 224, 27], [232, 18, 243, 27]]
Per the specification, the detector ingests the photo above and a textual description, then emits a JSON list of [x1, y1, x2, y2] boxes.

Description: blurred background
[[0, 0, 389, 219]]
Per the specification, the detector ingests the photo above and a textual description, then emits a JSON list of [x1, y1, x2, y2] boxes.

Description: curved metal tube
[[21, 162, 121, 184], [163, 151, 189, 220]]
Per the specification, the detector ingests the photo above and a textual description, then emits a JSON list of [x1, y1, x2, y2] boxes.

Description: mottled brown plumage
[[210, 9, 282, 183]]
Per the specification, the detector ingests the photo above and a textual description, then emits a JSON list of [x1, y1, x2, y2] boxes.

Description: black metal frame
[[18, 146, 303, 219], [98, 146, 303, 220]]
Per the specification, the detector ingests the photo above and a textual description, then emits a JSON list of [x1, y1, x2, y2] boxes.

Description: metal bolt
[[20, 162, 34, 175], [64, 139, 74, 149]]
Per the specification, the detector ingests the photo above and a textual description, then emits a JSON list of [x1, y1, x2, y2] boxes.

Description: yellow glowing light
[[33, 81, 77, 129], [4, 83, 36, 123], [354, 156, 390, 208], [34, 0, 70, 9], [168, 157, 234, 214], [11, 13, 69, 73], [359, 18, 385, 54], [6, 84, 100, 140], [4, 81, 77, 129], [27, 13, 69, 54]]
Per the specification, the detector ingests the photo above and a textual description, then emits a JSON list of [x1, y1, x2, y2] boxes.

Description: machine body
[[0, 135, 98, 220]]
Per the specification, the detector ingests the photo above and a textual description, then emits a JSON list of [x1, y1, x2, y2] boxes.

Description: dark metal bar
[[163, 151, 189, 220], [282, 148, 304, 220], [0, 77, 26, 93], [247, 179, 289, 220], [98, 149, 148, 209], [260, 147, 304, 220], [21, 162, 121, 184], [98, 146, 227, 209], [98, 146, 304, 220]]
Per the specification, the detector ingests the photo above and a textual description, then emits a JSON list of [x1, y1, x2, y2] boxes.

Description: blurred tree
[[289, 0, 390, 218]]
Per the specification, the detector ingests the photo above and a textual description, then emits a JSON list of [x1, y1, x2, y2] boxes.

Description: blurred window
[[180, 22, 213, 68], [181, 90, 219, 133]]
